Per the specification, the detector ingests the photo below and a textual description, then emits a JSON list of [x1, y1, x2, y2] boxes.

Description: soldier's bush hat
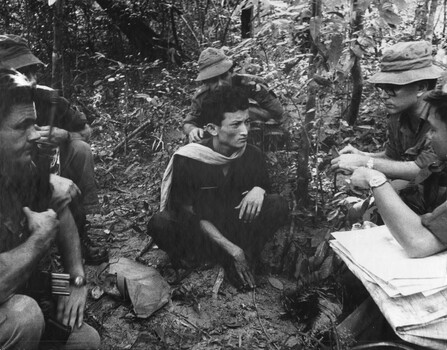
[[425, 71, 447, 102], [369, 41, 444, 85], [0, 34, 44, 69], [196, 47, 233, 81]]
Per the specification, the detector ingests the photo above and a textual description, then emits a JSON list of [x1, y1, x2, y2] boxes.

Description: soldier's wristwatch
[[70, 275, 87, 287], [368, 175, 387, 189]]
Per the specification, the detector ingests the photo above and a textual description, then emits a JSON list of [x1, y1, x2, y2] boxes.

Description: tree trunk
[[52, 0, 64, 93], [295, 0, 322, 207], [241, 5, 253, 38], [95, 0, 181, 62], [425, 0, 438, 42], [444, 0, 447, 36], [414, 0, 429, 39], [346, 0, 364, 126]]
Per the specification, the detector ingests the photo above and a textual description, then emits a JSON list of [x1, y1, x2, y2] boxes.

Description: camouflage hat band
[[368, 65, 444, 85], [380, 56, 432, 72]]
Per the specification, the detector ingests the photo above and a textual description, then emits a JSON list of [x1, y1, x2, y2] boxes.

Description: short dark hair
[[200, 86, 249, 125], [425, 95, 447, 124], [0, 68, 34, 125]]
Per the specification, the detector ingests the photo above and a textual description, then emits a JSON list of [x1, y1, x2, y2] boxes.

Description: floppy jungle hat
[[369, 41, 444, 85], [195, 47, 233, 81], [0, 34, 44, 69]]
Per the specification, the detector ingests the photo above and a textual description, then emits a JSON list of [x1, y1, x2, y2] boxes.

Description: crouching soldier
[[0, 68, 100, 350], [148, 86, 289, 288], [184, 47, 285, 143]]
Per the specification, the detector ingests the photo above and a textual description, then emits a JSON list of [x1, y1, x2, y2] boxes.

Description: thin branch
[[252, 289, 280, 350], [180, 14, 201, 48]]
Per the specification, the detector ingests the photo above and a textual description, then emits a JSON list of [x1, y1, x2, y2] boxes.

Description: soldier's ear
[[205, 123, 219, 136]]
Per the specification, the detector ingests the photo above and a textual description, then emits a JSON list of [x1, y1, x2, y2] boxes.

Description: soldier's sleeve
[[183, 88, 206, 135], [414, 141, 439, 169], [34, 86, 87, 132], [249, 82, 284, 121]]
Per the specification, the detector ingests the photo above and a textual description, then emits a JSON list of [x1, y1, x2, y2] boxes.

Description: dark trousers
[[147, 194, 289, 267]]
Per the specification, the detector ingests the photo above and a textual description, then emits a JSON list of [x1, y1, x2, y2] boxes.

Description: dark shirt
[[385, 97, 438, 168], [169, 139, 270, 227], [34, 87, 87, 132], [183, 74, 284, 134]]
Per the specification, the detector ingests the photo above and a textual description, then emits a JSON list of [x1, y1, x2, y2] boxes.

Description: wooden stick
[[112, 119, 153, 155], [212, 266, 225, 299]]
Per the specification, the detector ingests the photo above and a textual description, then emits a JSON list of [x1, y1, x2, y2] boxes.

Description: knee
[[147, 211, 173, 239], [66, 139, 93, 160], [0, 295, 44, 348], [65, 323, 100, 350]]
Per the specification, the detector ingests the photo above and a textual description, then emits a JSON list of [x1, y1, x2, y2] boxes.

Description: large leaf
[[380, 9, 402, 26], [393, 0, 408, 10]]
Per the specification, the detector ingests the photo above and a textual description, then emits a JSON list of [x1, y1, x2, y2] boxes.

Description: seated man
[[0, 69, 100, 349], [349, 72, 447, 258], [184, 47, 285, 142], [0, 34, 107, 264], [148, 86, 289, 287], [331, 42, 444, 209]]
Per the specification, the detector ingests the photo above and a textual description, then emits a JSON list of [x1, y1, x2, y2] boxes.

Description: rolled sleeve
[[183, 97, 202, 135], [250, 86, 284, 120], [421, 202, 447, 245], [413, 143, 439, 169]]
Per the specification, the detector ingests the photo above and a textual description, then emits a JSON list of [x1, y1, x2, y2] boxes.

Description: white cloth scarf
[[160, 142, 246, 211]]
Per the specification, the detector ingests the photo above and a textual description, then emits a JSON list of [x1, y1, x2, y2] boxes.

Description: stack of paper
[[330, 225, 447, 349], [330, 225, 447, 297]]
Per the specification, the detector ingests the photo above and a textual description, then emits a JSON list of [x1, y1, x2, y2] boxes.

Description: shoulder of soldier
[[192, 85, 211, 100]]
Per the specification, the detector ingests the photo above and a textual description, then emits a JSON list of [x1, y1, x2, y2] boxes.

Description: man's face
[[213, 109, 249, 155], [376, 83, 422, 115], [427, 108, 447, 160], [0, 103, 40, 174], [208, 71, 233, 91]]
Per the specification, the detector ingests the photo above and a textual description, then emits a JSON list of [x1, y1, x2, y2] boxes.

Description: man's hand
[[339, 144, 365, 155], [49, 174, 81, 211], [23, 207, 59, 248], [35, 125, 69, 145], [57, 285, 87, 329], [350, 167, 385, 190], [235, 187, 265, 223], [232, 248, 255, 289], [331, 154, 368, 174], [188, 127, 204, 143]]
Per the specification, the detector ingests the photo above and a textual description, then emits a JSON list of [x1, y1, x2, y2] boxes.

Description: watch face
[[73, 276, 86, 287]]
